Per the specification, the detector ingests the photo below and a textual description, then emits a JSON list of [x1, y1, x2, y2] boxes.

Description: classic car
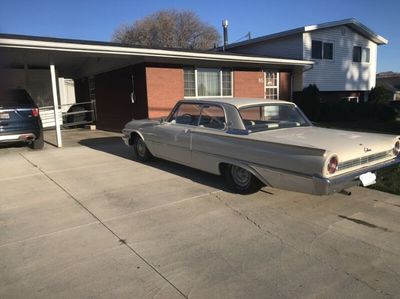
[[122, 98, 400, 195]]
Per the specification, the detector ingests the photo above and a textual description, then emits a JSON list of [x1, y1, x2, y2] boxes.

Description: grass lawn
[[370, 165, 400, 195], [318, 120, 400, 196]]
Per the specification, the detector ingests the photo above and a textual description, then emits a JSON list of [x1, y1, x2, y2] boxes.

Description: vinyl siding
[[303, 26, 377, 91], [228, 35, 303, 59]]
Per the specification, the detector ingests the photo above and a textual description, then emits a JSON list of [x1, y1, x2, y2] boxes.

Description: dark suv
[[0, 89, 44, 149]]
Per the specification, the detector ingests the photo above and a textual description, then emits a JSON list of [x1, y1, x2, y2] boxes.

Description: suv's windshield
[[239, 104, 309, 132], [0, 89, 35, 108]]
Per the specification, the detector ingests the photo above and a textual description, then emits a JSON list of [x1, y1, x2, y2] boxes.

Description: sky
[[0, 0, 399, 72]]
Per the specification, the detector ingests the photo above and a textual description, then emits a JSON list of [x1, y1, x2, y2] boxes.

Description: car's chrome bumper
[[0, 133, 36, 143], [312, 157, 400, 195]]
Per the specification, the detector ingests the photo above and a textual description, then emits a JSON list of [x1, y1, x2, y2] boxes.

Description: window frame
[[311, 39, 334, 61], [353, 46, 370, 63], [264, 71, 280, 100], [198, 104, 228, 131], [183, 67, 233, 98], [166, 101, 228, 131]]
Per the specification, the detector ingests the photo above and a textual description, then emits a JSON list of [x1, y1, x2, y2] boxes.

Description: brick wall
[[233, 70, 264, 98], [146, 66, 184, 118]]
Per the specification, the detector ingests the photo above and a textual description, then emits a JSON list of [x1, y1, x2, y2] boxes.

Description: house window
[[323, 43, 333, 59], [353, 46, 370, 63], [184, 68, 196, 97], [312, 40, 333, 60], [311, 41, 322, 59], [265, 71, 279, 100], [184, 68, 232, 97], [362, 48, 370, 63], [222, 70, 232, 96]]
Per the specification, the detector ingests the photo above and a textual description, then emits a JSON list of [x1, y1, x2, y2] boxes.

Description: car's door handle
[[184, 129, 191, 133]]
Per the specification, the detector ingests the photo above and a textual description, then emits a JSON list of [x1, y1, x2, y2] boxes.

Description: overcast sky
[[0, 0, 398, 72]]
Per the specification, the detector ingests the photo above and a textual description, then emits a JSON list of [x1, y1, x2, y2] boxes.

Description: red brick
[[234, 70, 264, 98], [146, 66, 184, 118]]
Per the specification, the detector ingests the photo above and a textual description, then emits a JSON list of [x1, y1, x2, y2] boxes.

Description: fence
[[39, 100, 96, 128]]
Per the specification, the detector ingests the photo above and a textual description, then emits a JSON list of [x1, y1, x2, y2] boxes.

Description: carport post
[[50, 64, 62, 147]]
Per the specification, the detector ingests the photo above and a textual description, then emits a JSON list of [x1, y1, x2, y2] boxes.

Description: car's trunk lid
[[249, 126, 397, 161]]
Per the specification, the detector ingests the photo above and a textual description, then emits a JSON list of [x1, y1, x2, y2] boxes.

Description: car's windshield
[[239, 104, 309, 132]]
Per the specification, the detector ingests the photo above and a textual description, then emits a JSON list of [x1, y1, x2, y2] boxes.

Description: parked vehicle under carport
[[0, 88, 44, 149]]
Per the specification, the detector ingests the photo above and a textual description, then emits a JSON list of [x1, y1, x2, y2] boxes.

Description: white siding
[[303, 26, 377, 91], [229, 35, 303, 59]]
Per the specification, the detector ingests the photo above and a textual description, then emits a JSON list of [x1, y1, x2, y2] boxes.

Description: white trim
[[0, 37, 313, 66], [264, 71, 280, 100], [50, 64, 62, 148], [277, 72, 280, 99], [220, 71, 223, 97], [194, 69, 198, 97], [225, 18, 388, 49]]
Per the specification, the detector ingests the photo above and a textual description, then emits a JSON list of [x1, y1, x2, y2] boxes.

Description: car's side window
[[169, 103, 201, 126], [199, 105, 226, 130]]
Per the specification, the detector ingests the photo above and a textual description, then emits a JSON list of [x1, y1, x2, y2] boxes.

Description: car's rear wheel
[[30, 133, 44, 150], [133, 136, 152, 162], [223, 164, 262, 194]]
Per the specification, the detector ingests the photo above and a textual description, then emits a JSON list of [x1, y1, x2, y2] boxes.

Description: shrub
[[375, 103, 397, 121], [294, 84, 321, 121], [368, 86, 392, 103], [319, 101, 397, 122]]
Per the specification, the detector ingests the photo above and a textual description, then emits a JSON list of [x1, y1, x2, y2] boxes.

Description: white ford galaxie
[[122, 98, 400, 195]]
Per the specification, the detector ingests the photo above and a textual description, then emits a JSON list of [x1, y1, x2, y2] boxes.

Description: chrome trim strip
[[338, 150, 392, 171]]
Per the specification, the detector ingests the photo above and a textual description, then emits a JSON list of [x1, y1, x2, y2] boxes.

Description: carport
[[0, 34, 313, 147]]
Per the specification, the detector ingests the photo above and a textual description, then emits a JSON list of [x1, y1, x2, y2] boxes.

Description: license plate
[[0, 113, 10, 119], [359, 172, 376, 187]]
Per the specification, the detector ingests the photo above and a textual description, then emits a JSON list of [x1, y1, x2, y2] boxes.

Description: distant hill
[[377, 71, 400, 78]]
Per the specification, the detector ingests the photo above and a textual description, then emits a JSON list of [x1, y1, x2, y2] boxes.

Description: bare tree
[[112, 10, 220, 50]]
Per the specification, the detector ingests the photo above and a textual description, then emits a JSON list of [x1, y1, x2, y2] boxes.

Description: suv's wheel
[[133, 136, 152, 162], [223, 164, 262, 194], [30, 133, 44, 150]]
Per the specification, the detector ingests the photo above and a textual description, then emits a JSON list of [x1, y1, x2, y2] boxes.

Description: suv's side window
[[169, 103, 201, 126], [199, 105, 226, 130]]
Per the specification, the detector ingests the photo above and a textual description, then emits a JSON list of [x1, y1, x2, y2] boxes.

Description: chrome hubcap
[[136, 139, 146, 157], [231, 165, 251, 188]]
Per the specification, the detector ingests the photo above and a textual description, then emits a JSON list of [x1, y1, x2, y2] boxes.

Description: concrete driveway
[[1, 130, 400, 298]]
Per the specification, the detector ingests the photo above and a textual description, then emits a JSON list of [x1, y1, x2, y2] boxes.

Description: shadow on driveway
[[79, 137, 229, 192]]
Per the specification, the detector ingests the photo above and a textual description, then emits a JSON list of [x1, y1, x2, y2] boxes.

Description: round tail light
[[394, 141, 400, 156], [327, 156, 338, 174]]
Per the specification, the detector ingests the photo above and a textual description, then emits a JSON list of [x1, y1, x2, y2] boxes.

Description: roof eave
[[0, 36, 314, 66]]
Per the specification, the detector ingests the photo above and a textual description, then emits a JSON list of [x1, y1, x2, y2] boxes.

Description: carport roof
[[0, 33, 313, 78]]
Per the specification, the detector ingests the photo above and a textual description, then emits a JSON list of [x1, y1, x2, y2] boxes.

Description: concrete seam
[[19, 153, 188, 299]]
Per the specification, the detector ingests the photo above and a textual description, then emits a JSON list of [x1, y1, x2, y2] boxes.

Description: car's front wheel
[[223, 164, 262, 194], [133, 136, 152, 162]]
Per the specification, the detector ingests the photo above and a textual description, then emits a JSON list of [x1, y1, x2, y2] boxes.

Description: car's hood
[[250, 126, 398, 161]]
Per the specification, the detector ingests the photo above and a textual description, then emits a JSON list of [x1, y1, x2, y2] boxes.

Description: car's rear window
[[0, 89, 35, 108], [239, 104, 309, 132]]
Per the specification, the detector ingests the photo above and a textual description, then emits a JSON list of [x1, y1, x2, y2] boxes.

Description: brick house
[[0, 34, 313, 133]]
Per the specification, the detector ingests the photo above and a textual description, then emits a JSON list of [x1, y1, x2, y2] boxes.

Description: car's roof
[[180, 98, 294, 108]]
